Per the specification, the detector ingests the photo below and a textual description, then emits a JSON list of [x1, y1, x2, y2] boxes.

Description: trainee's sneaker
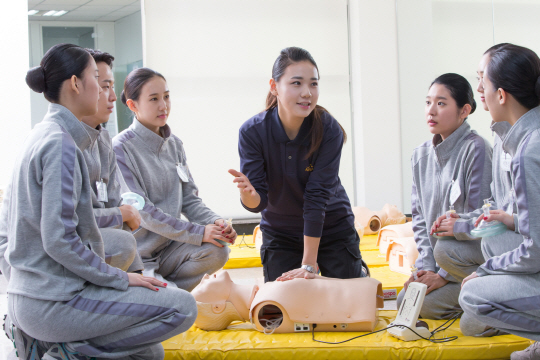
[[42, 343, 92, 360], [3, 314, 45, 360], [511, 342, 540, 360]]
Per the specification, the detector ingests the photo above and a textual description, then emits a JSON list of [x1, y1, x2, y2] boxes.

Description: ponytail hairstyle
[[486, 44, 540, 110], [266, 47, 346, 158], [121, 67, 166, 110], [26, 43, 92, 102], [430, 73, 477, 119]]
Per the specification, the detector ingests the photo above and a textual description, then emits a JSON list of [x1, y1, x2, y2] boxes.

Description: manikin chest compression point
[[471, 199, 507, 238]]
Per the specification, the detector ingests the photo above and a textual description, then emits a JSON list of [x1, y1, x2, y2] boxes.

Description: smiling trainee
[[229, 47, 368, 282]]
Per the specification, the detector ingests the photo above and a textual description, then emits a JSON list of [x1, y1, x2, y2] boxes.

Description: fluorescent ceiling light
[[28, 10, 39, 16], [53, 10, 68, 16], [43, 10, 57, 16]]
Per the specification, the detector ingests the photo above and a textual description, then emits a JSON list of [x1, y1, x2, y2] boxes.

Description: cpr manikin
[[353, 204, 406, 236], [377, 222, 413, 255], [192, 271, 384, 334]]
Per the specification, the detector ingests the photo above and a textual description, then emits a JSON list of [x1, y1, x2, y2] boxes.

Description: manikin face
[[78, 58, 102, 117], [425, 83, 464, 140], [129, 76, 170, 134], [272, 61, 320, 123], [191, 271, 233, 304], [477, 53, 491, 111], [483, 66, 505, 123]]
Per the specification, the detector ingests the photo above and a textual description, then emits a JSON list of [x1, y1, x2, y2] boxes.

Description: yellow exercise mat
[[224, 234, 382, 270], [370, 267, 409, 293], [163, 310, 532, 360], [360, 234, 379, 251], [362, 249, 390, 268]]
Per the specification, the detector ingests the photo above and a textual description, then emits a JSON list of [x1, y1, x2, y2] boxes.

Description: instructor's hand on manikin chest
[[229, 169, 261, 209]]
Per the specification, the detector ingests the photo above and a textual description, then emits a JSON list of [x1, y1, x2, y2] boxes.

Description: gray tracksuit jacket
[[81, 122, 124, 229], [112, 118, 221, 259], [453, 121, 517, 240], [477, 106, 540, 277], [411, 121, 493, 281], [1, 104, 128, 301]]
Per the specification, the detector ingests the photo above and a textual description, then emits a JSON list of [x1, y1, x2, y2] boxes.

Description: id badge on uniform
[[96, 179, 108, 202], [176, 163, 190, 182], [500, 153, 512, 172], [449, 180, 461, 205], [505, 188, 515, 215]]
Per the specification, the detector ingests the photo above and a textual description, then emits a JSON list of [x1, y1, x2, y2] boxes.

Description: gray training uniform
[[113, 118, 229, 291], [4, 104, 196, 359], [460, 106, 540, 341], [453, 121, 518, 241], [80, 121, 143, 272], [398, 121, 493, 319]]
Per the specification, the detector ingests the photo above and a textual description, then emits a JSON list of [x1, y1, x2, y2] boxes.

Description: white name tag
[[176, 163, 190, 182], [449, 180, 461, 205], [96, 179, 108, 202], [505, 188, 515, 215], [500, 153, 512, 172]]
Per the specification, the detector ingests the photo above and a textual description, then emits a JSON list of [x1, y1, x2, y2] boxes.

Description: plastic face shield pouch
[[471, 199, 507, 238], [121, 192, 145, 211]]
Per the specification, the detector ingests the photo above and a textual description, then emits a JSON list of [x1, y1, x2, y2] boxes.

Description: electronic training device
[[387, 282, 431, 341]]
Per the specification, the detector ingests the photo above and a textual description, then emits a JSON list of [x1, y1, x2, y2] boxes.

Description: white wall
[[142, 0, 353, 219], [348, 0, 404, 211], [0, 2, 31, 189], [397, 0, 495, 213], [114, 11, 143, 132], [28, 21, 117, 134]]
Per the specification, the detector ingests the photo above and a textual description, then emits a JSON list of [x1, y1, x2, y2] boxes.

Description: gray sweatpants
[[101, 227, 144, 273], [397, 239, 484, 320], [142, 241, 229, 292], [8, 284, 197, 359], [460, 230, 535, 338]]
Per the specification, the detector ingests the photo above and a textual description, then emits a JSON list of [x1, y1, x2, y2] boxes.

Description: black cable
[[311, 313, 461, 345]]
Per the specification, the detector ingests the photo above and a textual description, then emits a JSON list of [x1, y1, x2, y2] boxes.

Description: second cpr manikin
[[192, 271, 384, 334]]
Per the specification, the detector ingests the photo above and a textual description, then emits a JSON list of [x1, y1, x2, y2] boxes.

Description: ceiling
[[28, 0, 141, 22]]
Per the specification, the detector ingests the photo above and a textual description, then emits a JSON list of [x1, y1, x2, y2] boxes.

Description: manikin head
[[81, 49, 117, 128], [483, 44, 540, 125], [426, 73, 476, 141], [192, 271, 258, 331]]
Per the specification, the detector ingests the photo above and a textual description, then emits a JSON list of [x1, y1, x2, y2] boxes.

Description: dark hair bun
[[470, 98, 477, 114], [121, 90, 127, 106], [536, 76, 540, 99], [26, 66, 46, 93]]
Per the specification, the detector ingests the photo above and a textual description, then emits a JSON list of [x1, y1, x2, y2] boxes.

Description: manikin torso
[[192, 271, 384, 334]]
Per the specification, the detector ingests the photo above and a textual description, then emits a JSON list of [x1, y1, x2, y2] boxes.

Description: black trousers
[[260, 226, 368, 282]]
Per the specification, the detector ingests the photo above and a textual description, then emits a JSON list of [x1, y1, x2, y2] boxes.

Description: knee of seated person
[[433, 240, 453, 268], [459, 312, 489, 336], [419, 294, 447, 320], [115, 230, 138, 255], [200, 243, 230, 266]]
